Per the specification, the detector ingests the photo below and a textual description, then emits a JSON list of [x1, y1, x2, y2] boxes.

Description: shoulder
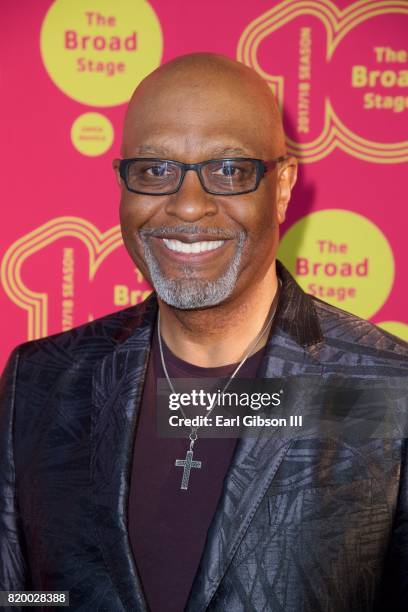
[[310, 296, 408, 371], [9, 294, 156, 372]]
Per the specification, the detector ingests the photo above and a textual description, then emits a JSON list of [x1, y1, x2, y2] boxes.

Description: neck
[[157, 263, 279, 367]]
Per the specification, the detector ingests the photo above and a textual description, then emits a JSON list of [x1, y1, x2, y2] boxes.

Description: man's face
[[115, 76, 295, 310]]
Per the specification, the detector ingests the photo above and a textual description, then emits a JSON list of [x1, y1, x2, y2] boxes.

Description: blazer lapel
[[185, 435, 292, 611], [186, 310, 324, 611], [91, 295, 158, 611]]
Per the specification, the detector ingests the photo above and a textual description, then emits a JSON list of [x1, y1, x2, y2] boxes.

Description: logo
[[237, 0, 407, 163], [71, 112, 114, 156], [40, 0, 163, 107], [0, 217, 151, 340], [278, 209, 394, 319]]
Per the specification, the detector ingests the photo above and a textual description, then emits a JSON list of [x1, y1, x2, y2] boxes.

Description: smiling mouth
[[162, 238, 225, 254]]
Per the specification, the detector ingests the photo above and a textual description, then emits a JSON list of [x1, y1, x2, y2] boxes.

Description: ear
[[112, 158, 122, 187], [276, 156, 298, 223]]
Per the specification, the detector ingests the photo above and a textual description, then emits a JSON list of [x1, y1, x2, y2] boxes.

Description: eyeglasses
[[118, 156, 288, 196]]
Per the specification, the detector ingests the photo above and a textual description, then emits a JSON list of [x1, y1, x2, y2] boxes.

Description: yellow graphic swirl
[[0, 217, 122, 340], [237, 0, 408, 163]]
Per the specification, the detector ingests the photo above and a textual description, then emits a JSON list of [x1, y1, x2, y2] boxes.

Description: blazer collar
[[91, 261, 323, 610], [274, 260, 323, 347]]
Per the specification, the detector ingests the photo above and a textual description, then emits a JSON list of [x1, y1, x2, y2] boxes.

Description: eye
[[213, 162, 242, 177], [145, 163, 173, 177]]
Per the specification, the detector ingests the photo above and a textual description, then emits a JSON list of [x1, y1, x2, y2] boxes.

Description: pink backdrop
[[1, 0, 407, 370]]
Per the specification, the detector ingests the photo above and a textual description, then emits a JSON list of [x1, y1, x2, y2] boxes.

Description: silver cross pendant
[[175, 448, 202, 490]]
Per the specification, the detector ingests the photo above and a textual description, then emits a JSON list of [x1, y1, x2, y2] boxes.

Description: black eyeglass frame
[[118, 156, 289, 196]]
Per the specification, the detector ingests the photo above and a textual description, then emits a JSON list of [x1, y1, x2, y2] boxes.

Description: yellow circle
[[40, 0, 163, 107], [71, 112, 114, 156], [278, 209, 394, 319], [377, 321, 408, 342]]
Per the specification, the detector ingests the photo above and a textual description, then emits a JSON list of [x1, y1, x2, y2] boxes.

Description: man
[[1, 53, 407, 612]]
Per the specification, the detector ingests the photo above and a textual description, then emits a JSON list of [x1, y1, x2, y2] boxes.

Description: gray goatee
[[139, 225, 246, 309]]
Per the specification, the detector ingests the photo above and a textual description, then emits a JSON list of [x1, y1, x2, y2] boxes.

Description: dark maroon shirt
[[128, 326, 266, 612]]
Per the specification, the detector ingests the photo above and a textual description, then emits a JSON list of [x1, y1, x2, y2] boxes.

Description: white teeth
[[162, 238, 225, 253]]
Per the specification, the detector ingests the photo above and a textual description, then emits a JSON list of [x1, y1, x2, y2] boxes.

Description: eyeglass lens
[[125, 159, 259, 194]]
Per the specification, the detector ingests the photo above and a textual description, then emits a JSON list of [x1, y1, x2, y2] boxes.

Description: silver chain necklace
[[157, 280, 281, 491]]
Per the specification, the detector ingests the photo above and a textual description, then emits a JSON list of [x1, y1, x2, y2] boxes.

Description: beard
[[139, 225, 246, 310]]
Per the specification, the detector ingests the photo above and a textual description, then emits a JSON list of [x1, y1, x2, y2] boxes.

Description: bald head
[[121, 53, 286, 159]]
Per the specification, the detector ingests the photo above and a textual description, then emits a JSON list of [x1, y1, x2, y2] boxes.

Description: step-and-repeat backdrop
[[1, 0, 407, 369]]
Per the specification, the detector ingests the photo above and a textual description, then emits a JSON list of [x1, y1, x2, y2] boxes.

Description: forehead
[[122, 79, 275, 160]]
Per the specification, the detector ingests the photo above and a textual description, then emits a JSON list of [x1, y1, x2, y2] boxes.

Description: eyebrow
[[131, 145, 170, 156], [210, 145, 253, 157]]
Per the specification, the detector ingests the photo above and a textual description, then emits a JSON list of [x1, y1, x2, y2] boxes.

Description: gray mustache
[[139, 225, 246, 240]]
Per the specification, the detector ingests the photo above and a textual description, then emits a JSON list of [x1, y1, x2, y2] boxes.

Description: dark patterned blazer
[[1, 261, 408, 612]]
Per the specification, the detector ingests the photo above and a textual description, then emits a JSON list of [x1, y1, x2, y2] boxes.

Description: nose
[[164, 168, 218, 222]]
